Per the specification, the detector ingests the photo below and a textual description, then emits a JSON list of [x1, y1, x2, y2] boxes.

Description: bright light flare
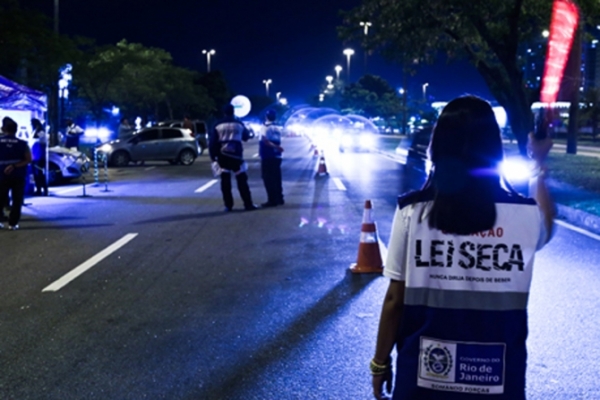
[[85, 127, 111, 140], [359, 134, 375, 148], [99, 143, 112, 152], [501, 157, 536, 183]]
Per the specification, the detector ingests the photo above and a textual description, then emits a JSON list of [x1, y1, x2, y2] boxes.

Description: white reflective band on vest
[[399, 202, 543, 311]]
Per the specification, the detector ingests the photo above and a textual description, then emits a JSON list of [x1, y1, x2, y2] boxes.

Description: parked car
[[96, 127, 198, 167], [157, 120, 208, 154], [48, 146, 91, 185]]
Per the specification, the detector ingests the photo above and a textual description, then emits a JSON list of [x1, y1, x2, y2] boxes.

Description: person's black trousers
[[33, 160, 48, 195], [217, 156, 253, 209], [0, 177, 25, 226], [261, 157, 283, 204]]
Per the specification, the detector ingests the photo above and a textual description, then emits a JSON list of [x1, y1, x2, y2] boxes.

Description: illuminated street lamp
[[343, 48, 355, 81], [542, 29, 550, 38], [335, 65, 343, 80], [263, 79, 272, 97], [360, 21, 372, 36], [422, 83, 429, 102], [202, 49, 216, 72], [276, 92, 281, 101], [325, 76, 333, 85]]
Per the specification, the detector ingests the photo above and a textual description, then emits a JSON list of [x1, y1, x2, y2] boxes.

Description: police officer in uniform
[[0, 117, 32, 230], [209, 104, 257, 211], [258, 109, 284, 207]]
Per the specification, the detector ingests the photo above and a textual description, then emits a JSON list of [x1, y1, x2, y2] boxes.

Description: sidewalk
[[547, 178, 600, 235]]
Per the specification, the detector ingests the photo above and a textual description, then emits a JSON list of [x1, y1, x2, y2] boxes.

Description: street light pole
[[54, 0, 59, 33], [335, 65, 343, 81], [360, 21, 372, 74], [422, 82, 429, 102], [263, 79, 272, 97], [202, 49, 215, 73], [343, 49, 355, 82]]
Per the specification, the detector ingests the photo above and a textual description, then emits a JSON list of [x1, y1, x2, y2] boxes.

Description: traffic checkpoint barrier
[[101, 153, 111, 192], [349, 200, 384, 274], [315, 150, 329, 178], [78, 162, 91, 198], [93, 148, 99, 185]]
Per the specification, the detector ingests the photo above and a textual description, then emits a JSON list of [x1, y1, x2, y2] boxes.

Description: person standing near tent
[[0, 117, 32, 230], [64, 118, 84, 150], [31, 118, 48, 196]]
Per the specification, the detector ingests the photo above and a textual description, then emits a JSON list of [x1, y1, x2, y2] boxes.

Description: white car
[[48, 146, 90, 184]]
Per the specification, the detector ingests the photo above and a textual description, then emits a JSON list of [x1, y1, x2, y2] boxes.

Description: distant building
[[582, 26, 600, 91]]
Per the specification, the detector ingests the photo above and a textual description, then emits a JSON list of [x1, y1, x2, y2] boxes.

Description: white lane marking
[[144, 166, 156, 171], [55, 184, 94, 195], [42, 233, 138, 292], [194, 179, 219, 193], [555, 220, 600, 241], [332, 177, 347, 191]]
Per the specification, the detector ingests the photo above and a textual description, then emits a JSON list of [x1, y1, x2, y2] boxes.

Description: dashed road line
[[194, 179, 219, 193], [42, 233, 138, 292], [332, 177, 347, 191], [555, 220, 600, 242], [144, 166, 156, 171]]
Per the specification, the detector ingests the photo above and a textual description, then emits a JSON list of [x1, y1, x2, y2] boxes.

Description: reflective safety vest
[[386, 191, 546, 400], [0, 136, 29, 180]]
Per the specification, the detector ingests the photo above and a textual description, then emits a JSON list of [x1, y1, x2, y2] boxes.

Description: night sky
[[26, 0, 491, 105]]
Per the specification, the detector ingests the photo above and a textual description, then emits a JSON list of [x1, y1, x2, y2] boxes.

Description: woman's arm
[[372, 279, 406, 399], [527, 133, 556, 243]]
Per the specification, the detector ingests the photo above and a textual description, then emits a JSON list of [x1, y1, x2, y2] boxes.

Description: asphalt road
[[1, 136, 599, 400]]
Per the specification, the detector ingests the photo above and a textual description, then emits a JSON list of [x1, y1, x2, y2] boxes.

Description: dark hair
[[223, 104, 234, 117], [265, 109, 276, 122], [2, 117, 17, 134], [423, 95, 505, 235]]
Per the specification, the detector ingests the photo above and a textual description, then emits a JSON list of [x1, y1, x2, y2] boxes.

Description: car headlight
[[99, 144, 112, 153], [359, 135, 375, 148], [341, 135, 353, 147]]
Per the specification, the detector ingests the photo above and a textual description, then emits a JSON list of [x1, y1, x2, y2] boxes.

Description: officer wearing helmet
[[258, 109, 284, 207]]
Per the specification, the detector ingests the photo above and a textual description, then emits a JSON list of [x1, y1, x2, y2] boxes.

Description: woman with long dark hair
[[371, 95, 555, 400]]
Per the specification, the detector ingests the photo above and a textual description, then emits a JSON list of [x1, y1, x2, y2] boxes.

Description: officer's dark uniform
[[0, 133, 30, 227], [259, 120, 284, 207], [209, 107, 256, 211]]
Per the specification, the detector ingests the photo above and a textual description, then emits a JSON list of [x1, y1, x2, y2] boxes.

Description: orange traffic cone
[[315, 151, 329, 177], [350, 200, 384, 274]]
